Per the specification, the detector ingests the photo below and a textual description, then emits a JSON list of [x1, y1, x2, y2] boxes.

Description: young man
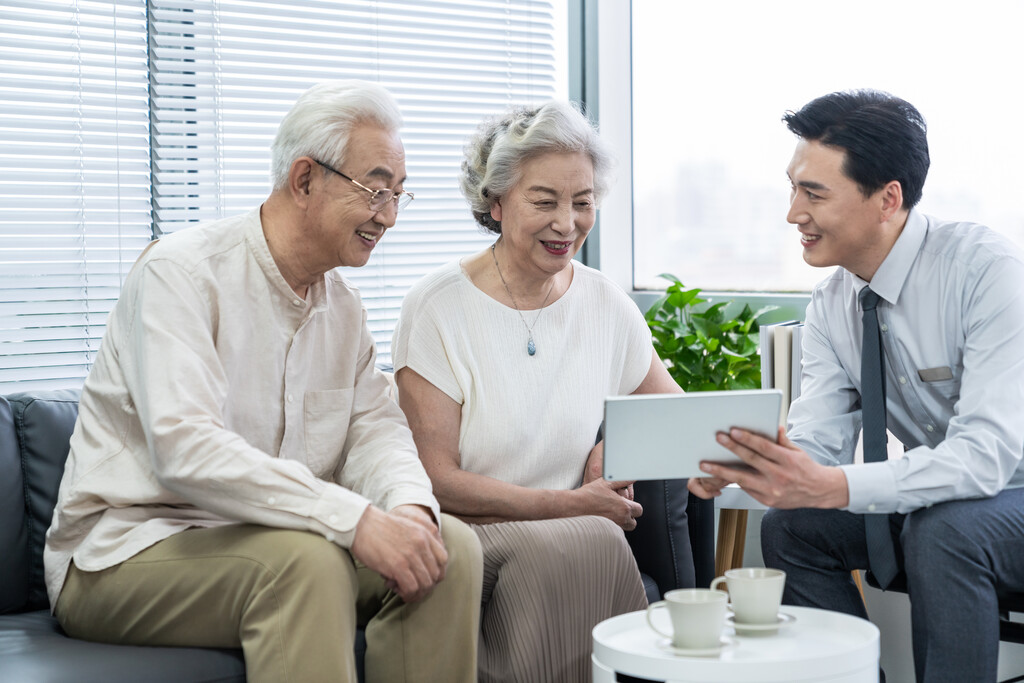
[[689, 89, 1024, 682], [44, 81, 482, 683]]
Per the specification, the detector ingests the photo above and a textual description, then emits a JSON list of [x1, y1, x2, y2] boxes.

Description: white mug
[[645, 588, 728, 649], [710, 567, 786, 625]]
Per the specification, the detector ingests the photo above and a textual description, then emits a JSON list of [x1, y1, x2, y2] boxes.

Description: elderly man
[[44, 81, 482, 683], [690, 90, 1024, 682]]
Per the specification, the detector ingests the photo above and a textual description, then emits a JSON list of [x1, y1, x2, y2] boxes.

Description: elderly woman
[[391, 101, 685, 683]]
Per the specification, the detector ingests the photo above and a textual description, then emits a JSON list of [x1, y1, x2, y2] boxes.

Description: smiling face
[[307, 123, 407, 268], [786, 139, 904, 281], [490, 151, 596, 283]]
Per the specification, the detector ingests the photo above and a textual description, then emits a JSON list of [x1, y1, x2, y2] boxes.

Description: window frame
[[578, 0, 808, 322]]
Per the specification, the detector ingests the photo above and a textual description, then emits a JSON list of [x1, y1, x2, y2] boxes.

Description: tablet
[[602, 389, 783, 480]]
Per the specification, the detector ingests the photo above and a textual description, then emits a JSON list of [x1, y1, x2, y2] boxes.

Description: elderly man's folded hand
[[350, 505, 449, 603]]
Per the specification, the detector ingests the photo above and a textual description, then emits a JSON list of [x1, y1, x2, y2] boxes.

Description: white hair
[[459, 100, 614, 234], [270, 80, 403, 189]]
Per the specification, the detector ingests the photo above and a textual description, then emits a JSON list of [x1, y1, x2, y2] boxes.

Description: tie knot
[[860, 287, 880, 311]]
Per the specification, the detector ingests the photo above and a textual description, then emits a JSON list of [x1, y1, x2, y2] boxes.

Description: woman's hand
[[574, 477, 643, 530], [686, 474, 731, 499], [583, 440, 634, 501]]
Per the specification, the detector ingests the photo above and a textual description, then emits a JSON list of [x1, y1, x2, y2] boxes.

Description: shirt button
[[292, 300, 303, 307], [926, 424, 935, 432], [325, 532, 336, 543], [267, 496, 276, 505], [329, 514, 338, 524], [899, 376, 907, 385], [286, 394, 294, 404], [867, 504, 877, 512], [880, 323, 888, 332]]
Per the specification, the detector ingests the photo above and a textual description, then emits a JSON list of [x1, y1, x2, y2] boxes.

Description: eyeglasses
[[313, 159, 414, 212]]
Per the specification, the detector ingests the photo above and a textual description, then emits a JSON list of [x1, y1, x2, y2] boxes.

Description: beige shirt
[[44, 207, 438, 608]]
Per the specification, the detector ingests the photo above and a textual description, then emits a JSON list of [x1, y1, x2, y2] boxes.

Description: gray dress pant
[[761, 487, 1024, 683]]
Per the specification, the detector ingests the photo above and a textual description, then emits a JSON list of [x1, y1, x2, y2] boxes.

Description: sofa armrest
[[686, 491, 715, 588], [0, 397, 28, 614], [5, 390, 81, 612]]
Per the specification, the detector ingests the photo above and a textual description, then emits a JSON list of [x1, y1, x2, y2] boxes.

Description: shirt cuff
[[311, 486, 372, 548], [383, 487, 442, 530], [840, 462, 899, 514]]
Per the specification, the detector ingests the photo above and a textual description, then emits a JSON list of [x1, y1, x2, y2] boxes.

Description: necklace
[[491, 242, 555, 356]]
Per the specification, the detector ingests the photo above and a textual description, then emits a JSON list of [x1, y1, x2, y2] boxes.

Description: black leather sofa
[[0, 388, 713, 682]]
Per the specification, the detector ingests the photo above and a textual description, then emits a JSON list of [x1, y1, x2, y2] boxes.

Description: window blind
[[0, 0, 151, 391], [0, 1, 564, 392], [149, 0, 565, 360]]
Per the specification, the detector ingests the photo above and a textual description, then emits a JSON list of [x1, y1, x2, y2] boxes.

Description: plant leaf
[[751, 304, 780, 320], [657, 273, 683, 286], [646, 273, 769, 393]]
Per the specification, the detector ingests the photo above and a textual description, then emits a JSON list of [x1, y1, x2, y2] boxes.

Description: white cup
[[645, 588, 728, 650], [710, 567, 786, 625]]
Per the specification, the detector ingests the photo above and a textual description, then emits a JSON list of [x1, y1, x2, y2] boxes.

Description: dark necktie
[[860, 286, 899, 589]]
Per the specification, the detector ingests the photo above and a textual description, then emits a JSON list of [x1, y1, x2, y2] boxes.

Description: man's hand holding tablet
[[688, 426, 850, 509]]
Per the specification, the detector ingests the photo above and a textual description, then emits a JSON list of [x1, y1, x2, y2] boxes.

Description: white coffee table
[[592, 605, 879, 683]]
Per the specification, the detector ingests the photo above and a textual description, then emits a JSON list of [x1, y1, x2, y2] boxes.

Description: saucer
[[727, 611, 796, 635], [656, 636, 737, 657]]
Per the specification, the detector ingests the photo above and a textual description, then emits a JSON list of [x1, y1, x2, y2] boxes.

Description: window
[[0, 0, 151, 391], [625, 0, 1024, 293], [1, 0, 568, 392]]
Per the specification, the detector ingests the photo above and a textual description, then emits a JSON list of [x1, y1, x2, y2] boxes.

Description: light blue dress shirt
[[787, 209, 1024, 514]]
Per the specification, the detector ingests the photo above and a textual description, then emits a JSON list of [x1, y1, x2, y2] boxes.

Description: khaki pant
[[55, 516, 482, 683]]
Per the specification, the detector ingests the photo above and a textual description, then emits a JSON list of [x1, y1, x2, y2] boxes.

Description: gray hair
[[459, 100, 614, 233], [270, 80, 403, 190]]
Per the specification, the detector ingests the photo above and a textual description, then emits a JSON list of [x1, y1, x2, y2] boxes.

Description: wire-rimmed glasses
[[313, 159, 414, 211]]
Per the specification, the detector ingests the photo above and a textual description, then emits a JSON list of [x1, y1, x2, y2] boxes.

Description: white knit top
[[392, 259, 653, 491]]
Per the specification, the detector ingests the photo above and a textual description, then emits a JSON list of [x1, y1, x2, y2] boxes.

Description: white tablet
[[602, 389, 783, 480]]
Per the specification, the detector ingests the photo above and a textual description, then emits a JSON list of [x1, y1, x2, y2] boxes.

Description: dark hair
[[783, 89, 930, 209]]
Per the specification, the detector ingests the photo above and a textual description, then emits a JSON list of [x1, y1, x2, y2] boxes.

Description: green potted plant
[[645, 274, 777, 391]]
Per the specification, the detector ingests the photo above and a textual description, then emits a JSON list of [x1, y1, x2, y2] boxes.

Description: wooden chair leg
[[852, 569, 866, 605], [730, 510, 747, 568], [715, 509, 749, 577]]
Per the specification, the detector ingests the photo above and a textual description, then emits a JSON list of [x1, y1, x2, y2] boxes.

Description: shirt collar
[[246, 206, 327, 311], [853, 208, 927, 306]]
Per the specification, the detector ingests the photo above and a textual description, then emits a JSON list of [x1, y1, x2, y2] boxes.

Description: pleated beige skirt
[[472, 515, 648, 683]]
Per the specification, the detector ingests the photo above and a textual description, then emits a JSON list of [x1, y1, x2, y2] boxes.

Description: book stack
[[759, 320, 804, 426]]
